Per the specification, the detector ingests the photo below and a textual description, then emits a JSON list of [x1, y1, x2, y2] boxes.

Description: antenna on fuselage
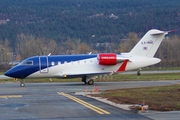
[[48, 53, 51, 56], [88, 52, 92, 55]]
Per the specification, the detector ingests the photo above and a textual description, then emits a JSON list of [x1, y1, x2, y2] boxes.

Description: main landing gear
[[20, 79, 25, 87], [137, 70, 141, 76], [82, 76, 94, 85], [137, 69, 141, 79], [87, 79, 94, 85]]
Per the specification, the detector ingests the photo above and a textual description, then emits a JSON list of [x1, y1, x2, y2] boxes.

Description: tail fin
[[129, 29, 168, 57]]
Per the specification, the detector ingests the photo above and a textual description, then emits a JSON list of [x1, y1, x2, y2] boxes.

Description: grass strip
[[93, 85, 180, 111], [1, 72, 180, 83]]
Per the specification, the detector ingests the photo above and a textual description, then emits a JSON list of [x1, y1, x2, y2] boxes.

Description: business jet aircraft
[[5, 29, 170, 87]]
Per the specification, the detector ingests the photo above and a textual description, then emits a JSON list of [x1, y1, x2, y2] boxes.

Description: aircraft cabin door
[[39, 56, 49, 73]]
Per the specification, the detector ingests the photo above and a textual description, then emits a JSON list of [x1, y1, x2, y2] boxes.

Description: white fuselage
[[27, 55, 160, 78]]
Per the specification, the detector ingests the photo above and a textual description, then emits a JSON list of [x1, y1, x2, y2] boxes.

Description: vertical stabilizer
[[129, 29, 168, 57]]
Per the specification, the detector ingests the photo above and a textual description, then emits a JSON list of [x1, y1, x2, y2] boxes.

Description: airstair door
[[39, 56, 49, 73]]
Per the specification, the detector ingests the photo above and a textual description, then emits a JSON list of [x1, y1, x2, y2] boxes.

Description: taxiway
[[0, 81, 180, 119]]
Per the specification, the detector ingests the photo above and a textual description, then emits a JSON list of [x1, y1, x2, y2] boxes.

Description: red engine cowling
[[98, 53, 117, 65]]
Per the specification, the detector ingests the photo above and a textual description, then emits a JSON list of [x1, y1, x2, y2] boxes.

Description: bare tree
[[155, 35, 180, 67], [35, 37, 58, 55], [14, 32, 180, 68], [16, 33, 38, 59], [59, 38, 81, 54], [0, 39, 12, 63], [78, 42, 90, 54], [16, 34, 58, 59], [119, 32, 139, 53]]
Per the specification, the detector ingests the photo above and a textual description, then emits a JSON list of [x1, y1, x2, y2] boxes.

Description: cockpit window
[[22, 60, 33, 65]]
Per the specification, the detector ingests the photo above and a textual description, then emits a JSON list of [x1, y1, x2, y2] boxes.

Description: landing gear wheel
[[137, 70, 141, 76], [20, 83, 25, 87], [88, 79, 94, 85], [20, 79, 25, 87]]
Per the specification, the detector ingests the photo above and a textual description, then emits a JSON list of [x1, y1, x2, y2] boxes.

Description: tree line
[[0, 0, 180, 47], [1, 0, 180, 70], [0, 32, 180, 70]]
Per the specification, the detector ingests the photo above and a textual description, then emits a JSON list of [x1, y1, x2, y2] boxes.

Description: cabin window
[[22, 60, 33, 65]]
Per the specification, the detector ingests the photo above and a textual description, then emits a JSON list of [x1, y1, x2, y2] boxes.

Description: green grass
[[142, 67, 180, 71], [96, 72, 180, 82], [0, 72, 5, 74], [1, 77, 81, 83], [93, 85, 180, 111], [1, 72, 180, 83]]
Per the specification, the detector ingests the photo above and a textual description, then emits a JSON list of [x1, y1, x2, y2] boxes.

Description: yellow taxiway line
[[57, 92, 110, 115], [0, 95, 22, 98]]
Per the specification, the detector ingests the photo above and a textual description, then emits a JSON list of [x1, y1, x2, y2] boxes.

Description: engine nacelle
[[98, 53, 117, 65]]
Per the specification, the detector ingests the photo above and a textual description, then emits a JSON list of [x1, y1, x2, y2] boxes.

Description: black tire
[[88, 79, 94, 85], [137, 71, 141, 76], [20, 83, 25, 87]]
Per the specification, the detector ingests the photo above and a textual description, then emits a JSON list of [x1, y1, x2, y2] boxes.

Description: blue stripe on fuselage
[[5, 54, 97, 78]]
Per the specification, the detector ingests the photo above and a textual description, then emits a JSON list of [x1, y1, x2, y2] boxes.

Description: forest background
[[0, 0, 180, 70]]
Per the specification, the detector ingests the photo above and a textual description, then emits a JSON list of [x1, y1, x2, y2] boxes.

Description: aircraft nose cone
[[4, 67, 25, 79], [4, 70, 13, 77]]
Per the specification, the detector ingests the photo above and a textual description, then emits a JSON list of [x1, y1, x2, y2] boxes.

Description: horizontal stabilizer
[[150, 30, 167, 35]]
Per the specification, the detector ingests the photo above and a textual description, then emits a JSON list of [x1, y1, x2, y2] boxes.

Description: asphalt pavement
[[1, 70, 180, 120], [0, 82, 152, 120], [0, 81, 180, 119]]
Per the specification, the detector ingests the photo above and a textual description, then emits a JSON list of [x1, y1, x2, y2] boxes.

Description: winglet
[[116, 59, 129, 72]]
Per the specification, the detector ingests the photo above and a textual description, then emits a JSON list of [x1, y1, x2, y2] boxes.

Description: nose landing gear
[[20, 79, 25, 87]]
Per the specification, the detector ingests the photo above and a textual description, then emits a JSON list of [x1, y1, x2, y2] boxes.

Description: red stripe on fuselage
[[117, 60, 129, 72]]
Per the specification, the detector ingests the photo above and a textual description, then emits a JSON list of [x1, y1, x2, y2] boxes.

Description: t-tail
[[129, 29, 168, 57]]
